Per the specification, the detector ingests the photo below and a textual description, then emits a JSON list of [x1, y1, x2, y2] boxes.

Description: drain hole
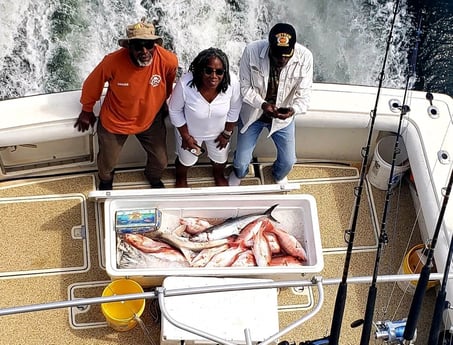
[[438, 150, 450, 164], [428, 105, 440, 118], [76, 304, 89, 311], [389, 99, 401, 113]]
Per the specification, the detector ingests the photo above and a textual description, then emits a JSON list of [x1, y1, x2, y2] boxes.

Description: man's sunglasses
[[203, 67, 225, 76], [130, 40, 155, 51]]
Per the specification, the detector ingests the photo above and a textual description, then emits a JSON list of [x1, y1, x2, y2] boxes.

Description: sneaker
[[99, 179, 113, 190], [150, 180, 165, 189], [228, 171, 242, 186], [276, 176, 288, 185]]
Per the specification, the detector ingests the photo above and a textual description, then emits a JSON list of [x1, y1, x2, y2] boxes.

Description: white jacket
[[239, 39, 313, 136]]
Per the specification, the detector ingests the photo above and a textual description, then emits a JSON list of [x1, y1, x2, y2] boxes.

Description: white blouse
[[168, 71, 242, 140]]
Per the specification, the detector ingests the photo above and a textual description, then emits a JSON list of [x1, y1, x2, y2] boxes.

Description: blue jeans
[[232, 119, 296, 181]]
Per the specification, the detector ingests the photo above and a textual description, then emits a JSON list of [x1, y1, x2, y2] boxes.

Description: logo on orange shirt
[[150, 75, 161, 87]]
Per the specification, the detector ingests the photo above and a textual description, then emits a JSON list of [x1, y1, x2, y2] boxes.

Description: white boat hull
[[1, 82, 452, 327]]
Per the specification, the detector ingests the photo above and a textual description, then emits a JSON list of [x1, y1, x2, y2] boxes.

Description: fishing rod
[[356, 10, 424, 345], [300, 1, 402, 344], [402, 168, 453, 343], [428, 230, 453, 344]]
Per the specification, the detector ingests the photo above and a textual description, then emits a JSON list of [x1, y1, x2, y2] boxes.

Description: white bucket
[[367, 135, 410, 190]]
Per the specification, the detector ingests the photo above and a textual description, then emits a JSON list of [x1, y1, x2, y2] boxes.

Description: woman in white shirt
[[169, 48, 242, 187]]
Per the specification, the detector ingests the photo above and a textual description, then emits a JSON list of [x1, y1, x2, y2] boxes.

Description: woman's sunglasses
[[203, 67, 225, 76], [130, 40, 155, 51]]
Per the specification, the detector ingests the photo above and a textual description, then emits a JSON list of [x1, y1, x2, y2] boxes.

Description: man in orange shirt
[[75, 18, 178, 190]]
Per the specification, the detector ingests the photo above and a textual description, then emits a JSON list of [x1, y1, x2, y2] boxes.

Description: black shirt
[[258, 61, 282, 123]]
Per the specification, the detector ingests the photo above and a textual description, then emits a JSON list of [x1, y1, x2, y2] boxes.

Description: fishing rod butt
[[359, 285, 377, 345], [403, 265, 432, 341], [328, 282, 348, 345], [427, 292, 448, 345]]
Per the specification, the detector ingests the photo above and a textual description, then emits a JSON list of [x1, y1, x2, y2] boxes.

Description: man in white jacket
[[229, 23, 313, 186]]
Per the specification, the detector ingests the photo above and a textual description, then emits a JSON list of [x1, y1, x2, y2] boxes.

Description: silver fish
[[189, 204, 279, 242], [148, 225, 230, 251], [191, 244, 230, 267]]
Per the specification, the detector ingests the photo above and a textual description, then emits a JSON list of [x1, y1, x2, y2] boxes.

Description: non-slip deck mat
[[261, 164, 377, 250], [292, 180, 377, 250], [260, 163, 359, 182], [0, 174, 95, 197], [0, 195, 89, 276], [278, 286, 313, 312], [277, 251, 436, 345], [0, 168, 430, 345], [113, 176, 261, 189], [114, 164, 255, 187], [366, 178, 425, 275]]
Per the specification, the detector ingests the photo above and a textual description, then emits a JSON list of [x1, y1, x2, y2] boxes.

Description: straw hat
[[118, 18, 162, 48]]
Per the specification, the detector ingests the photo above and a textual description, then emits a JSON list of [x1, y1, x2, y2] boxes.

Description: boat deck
[[0, 162, 436, 344]]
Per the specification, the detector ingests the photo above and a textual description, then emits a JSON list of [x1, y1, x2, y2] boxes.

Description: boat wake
[[0, 0, 417, 99]]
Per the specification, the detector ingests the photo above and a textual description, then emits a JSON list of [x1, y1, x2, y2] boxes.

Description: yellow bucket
[[397, 244, 439, 295], [101, 279, 145, 331]]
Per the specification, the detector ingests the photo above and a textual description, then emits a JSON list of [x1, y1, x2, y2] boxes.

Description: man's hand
[[261, 102, 294, 120], [261, 102, 278, 117], [74, 111, 96, 132], [275, 107, 295, 120]]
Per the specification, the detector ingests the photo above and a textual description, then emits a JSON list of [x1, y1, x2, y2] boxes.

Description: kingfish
[[189, 204, 279, 242]]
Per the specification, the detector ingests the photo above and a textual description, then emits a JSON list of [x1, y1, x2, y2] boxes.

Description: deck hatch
[[0, 194, 90, 277]]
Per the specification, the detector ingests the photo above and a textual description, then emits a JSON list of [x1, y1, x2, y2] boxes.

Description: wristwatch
[[222, 129, 233, 139]]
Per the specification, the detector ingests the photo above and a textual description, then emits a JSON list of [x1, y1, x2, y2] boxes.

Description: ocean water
[[0, 0, 452, 100], [411, 0, 453, 95]]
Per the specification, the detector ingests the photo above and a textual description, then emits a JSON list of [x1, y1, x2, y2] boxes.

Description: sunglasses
[[130, 40, 155, 51], [203, 67, 225, 76]]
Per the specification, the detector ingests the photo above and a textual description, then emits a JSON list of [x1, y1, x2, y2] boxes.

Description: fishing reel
[[374, 319, 416, 344]]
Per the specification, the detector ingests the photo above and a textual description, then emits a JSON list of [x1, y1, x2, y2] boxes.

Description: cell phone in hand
[[277, 107, 290, 114], [189, 144, 205, 156]]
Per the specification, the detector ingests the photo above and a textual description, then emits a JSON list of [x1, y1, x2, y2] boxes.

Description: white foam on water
[[0, 0, 411, 98]]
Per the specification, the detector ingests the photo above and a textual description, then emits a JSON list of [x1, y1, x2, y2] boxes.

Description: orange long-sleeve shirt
[[80, 45, 178, 134]]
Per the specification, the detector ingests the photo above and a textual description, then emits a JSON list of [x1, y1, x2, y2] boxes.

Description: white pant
[[174, 128, 230, 166]]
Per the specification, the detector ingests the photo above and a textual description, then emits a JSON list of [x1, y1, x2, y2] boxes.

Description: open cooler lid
[[87, 183, 301, 202]]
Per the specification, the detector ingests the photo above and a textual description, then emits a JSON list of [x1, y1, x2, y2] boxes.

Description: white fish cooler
[[92, 187, 324, 286]]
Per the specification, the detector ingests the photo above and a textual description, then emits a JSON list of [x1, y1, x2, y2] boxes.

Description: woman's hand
[[181, 134, 197, 151], [215, 132, 230, 149]]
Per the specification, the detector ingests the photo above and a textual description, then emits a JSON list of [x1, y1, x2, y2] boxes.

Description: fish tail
[[265, 204, 279, 222]]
